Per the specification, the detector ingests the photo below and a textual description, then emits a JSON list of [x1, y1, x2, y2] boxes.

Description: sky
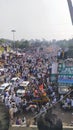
[[0, 0, 73, 41]]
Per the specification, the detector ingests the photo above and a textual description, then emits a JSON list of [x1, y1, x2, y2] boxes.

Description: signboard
[[58, 61, 73, 86]]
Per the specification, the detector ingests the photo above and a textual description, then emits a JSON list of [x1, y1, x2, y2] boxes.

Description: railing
[[9, 125, 73, 130]]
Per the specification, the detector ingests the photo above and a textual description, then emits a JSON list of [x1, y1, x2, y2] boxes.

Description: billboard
[[58, 61, 73, 85]]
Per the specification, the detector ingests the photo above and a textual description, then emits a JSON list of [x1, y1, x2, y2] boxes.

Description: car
[[0, 68, 8, 73], [58, 85, 69, 94], [0, 68, 6, 75], [16, 81, 29, 97], [0, 83, 11, 95], [10, 77, 20, 83], [19, 81, 29, 87], [16, 88, 26, 97]]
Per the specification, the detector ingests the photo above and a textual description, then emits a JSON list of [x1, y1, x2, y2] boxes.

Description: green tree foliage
[[18, 40, 29, 49], [0, 39, 6, 45]]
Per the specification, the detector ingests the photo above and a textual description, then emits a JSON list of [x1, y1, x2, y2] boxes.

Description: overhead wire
[[32, 88, 73, 119]]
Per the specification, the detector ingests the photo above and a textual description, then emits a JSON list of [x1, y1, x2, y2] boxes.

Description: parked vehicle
[[10, 77, 20, 83], [0, 83, 11, 95], [16, 81, 29, 97]]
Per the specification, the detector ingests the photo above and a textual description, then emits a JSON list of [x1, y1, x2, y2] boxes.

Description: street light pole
[[11, 30, 16, 50]]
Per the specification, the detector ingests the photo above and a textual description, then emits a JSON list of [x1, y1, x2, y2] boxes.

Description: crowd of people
[[0, 46, 73, 126]]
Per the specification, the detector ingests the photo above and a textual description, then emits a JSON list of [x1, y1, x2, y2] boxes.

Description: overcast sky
[[0, 0, 73, 40]]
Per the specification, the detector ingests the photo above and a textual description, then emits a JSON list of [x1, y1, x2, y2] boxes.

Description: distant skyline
[[0, 0, 73, 41]]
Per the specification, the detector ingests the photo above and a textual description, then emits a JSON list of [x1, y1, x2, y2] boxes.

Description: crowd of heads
[[0, 46, 71, 129]]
